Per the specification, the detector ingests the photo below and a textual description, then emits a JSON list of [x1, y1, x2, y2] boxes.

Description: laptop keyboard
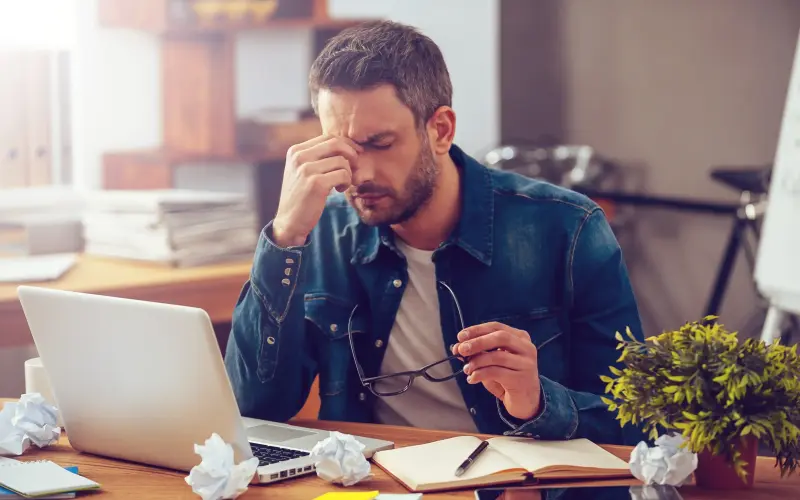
[[250, 443, 310, 467]]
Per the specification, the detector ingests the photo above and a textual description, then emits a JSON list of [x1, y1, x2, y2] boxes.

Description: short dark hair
[[309, 20, 453, 125]]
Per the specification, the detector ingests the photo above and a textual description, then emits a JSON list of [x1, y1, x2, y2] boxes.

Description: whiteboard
[[754, 30, 800, 316]]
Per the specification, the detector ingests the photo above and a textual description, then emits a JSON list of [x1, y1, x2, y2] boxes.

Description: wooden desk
[[1, 402, 796, 500], [0, 254, 252, 349]]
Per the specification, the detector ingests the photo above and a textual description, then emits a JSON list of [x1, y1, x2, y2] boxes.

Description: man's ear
[[427, 106, 456, 155]]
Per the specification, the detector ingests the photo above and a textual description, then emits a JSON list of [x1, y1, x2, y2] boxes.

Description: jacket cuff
[[498, 376, 579, 440], [251, 220, 310, 323]]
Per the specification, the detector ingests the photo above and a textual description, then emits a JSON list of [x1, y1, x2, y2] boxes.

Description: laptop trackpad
[[247, 423, 316, 443]]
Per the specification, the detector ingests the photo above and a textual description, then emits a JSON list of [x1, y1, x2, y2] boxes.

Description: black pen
[[454, 440, 490, 477]]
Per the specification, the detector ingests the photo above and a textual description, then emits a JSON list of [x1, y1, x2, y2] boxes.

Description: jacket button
[[358, 393, 366, 401], [374, 339, 384, 348], [284, 268, 292, 276], [266, 337, 276, 345], [393, 279, 402, 288], [285, 258, 295, 264], [281, 279, 290, 286], [330, 324, 338, 333]]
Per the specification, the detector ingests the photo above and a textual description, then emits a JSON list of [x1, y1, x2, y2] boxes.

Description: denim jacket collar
[[352, 144, 494, 266]]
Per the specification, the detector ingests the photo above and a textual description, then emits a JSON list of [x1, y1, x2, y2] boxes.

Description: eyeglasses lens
[[372, 374, 414, 396]]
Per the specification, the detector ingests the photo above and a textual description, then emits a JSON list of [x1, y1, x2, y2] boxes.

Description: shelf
[[162, 18, 364, 36], [103, 147, 290, 190], [97, 0, 365, 194], [99, 0, 363, 36]]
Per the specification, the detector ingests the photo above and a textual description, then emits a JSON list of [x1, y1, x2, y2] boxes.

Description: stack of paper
[[81, 190, 259, 267]]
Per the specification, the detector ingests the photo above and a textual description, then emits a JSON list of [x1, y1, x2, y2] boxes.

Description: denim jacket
[[224, 144, 646, 445]]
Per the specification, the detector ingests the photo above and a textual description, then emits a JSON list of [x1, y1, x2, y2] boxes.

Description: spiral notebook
[[0, 466, 77, 498], [0, 460, 99, 498]]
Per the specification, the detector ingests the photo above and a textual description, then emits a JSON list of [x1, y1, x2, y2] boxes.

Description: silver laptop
[[16, 286, 394, 484]]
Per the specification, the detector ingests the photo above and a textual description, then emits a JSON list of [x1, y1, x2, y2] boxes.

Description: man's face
[[316, 85, 438, 226]]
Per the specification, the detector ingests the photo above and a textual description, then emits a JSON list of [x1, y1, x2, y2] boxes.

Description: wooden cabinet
[[98, 0, 368, 190], [162, 35, 236, 157]]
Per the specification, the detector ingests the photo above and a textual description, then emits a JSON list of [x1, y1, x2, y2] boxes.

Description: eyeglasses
[[347, 281, 467, 397]]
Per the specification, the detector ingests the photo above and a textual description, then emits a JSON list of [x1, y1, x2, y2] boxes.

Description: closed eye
[[356, 132, 396, 151]]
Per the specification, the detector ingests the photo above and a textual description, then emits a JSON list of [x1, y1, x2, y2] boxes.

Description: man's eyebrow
[[354, 132, 395, 146]]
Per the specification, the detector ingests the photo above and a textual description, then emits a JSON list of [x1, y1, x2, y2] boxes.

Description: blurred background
[[1, 0, 799, 404]]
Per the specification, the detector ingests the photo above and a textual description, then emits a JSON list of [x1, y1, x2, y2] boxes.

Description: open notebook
[[372, 436, 631, 492]]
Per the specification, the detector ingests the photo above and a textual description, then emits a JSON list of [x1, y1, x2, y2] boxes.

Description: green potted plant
[[601, 317, 800, 489]]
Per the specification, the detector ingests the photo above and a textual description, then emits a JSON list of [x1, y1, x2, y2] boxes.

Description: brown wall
[[501, 0, 800, 336]]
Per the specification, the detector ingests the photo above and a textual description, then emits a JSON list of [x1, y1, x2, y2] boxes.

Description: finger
[[288, 134, 364, 160], [288, 134, 331, 155], [458, 322, 528, 342], [463, 350, 531, 375], [297, 156, 352, 176], [467, 366, 518, 386], [292, 137, 361, 169], [313, 168, 353, 194], [338, 135, 365, 153], [300, 157, 353, 192], [457, 330, 536, 357]]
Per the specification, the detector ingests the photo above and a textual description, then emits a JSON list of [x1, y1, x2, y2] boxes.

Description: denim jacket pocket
[[304, 293, 367, 396], [304, 293, 368, 339]]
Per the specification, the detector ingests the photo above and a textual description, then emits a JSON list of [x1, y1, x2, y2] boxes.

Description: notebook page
[[373, 436, 523, 487], [488, 437, 629, 473], [0, 461, 99, 496]]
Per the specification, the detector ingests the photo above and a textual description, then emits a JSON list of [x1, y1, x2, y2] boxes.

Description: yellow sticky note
[[312, 492, 380, 500]]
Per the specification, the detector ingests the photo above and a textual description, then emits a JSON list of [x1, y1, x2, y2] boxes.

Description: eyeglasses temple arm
[[439, 281, 465, 331], [348, 304, 368, 381]]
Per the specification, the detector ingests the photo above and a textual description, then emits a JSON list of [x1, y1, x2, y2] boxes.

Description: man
[[224, 20, 644, 445]]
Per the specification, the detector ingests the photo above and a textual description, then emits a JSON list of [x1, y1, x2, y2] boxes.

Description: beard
[[347, 134, 438, 226]]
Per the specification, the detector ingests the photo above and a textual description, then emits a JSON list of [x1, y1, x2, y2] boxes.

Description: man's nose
[[351, 156, 375, 186]]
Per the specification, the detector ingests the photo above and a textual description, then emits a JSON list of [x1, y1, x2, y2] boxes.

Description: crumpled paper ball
[[185, 433, 259, 500], [0, 393, 61, 455], [0, 405, 29, 456], [309, 431, 372, 487], [630, 434, 698, 486]]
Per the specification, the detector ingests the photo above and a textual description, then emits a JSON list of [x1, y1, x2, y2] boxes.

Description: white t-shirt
[[372, 239, 478, 433]]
